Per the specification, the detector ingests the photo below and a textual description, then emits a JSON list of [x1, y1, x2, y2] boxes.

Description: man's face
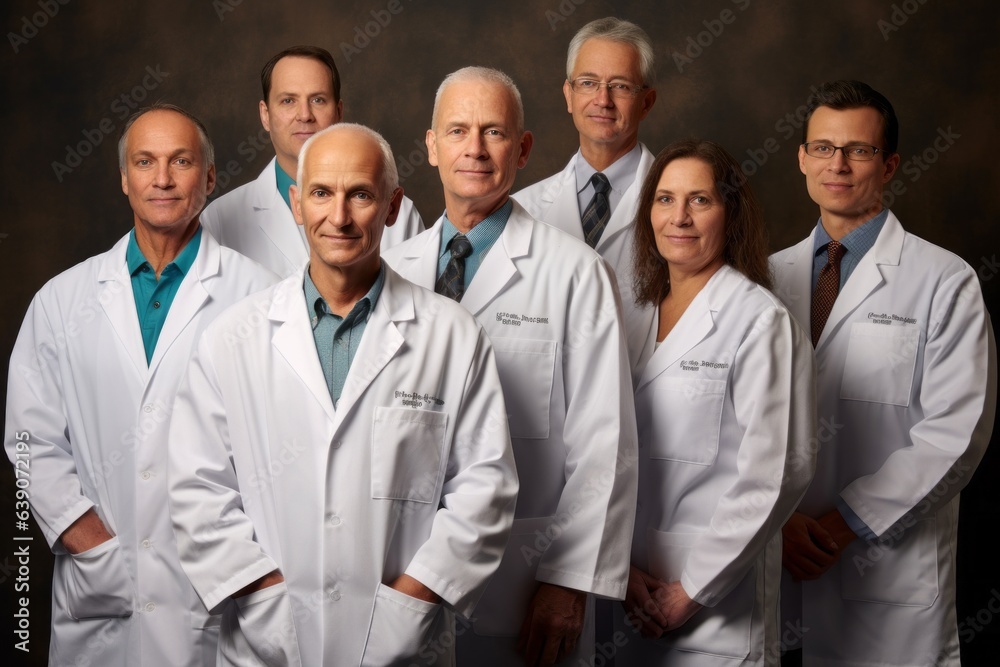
[[290, 129, 402, 276], [799, 106, 900, 229], [120, 110, 216, 233], [427, 79, 532, 216], [563, 38, 656, 158], [260, 56, 343, 170]]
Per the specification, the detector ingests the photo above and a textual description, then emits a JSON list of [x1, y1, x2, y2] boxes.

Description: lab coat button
[[145, 602, 155, 612], [328, 514, 342, 527], [141, 539, 151, 549], [143, 404, 153, 413], [329, 589, 341, 601], [140, 471, 151, 480]]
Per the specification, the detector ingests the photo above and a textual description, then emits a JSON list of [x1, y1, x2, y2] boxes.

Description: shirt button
[[153, 301, 161, 309], [141, 539, 151, 549], [140, 471, 151, 480], [145, 602, 155, 612]]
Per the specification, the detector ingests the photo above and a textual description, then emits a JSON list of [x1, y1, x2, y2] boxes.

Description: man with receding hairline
[[5, 103, 277, 666]]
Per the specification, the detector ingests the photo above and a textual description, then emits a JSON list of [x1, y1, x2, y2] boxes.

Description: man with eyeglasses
[[514, 17, 656, 369], [770, 80, 995, 667]]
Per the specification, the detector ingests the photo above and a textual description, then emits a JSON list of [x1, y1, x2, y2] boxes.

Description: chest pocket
[[840, 322, 919, 407], [371, 407, 449, 503], [491, 337, 557, 440], [645, 377, 726, 466]]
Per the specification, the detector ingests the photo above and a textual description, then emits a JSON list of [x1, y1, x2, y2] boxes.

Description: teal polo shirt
[[127, 227, 202, 364]]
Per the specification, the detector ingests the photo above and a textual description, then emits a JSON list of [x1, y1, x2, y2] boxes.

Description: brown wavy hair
[[632, 140, 772, 305]]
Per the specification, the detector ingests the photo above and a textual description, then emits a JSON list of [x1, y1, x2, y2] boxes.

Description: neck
[[580, 137, 637, 172], [274, 153, 298, 181], [133, 218, 199, 278], [820, 205, 884, 241], [666, 259, 724, 302], [444, 195, 509, 234], [308, 258, 380, 317]]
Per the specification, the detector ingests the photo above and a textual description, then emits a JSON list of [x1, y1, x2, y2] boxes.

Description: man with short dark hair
[[4, 103, 277, 666], [771, 80, 996, 667], [202, 45, 423, 277]]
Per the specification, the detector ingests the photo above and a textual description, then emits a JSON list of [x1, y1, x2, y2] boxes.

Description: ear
[[121, 168, 129, 196], [516, 131, 534, 169], [204, 163, 217, 197], [638, 87, 657, 120], [259, 100, 271, 133], [384, 187, 404, 228], [563, 79, 574, 114], [290, 185, 304, 226], [881, 152, 901, 184], [426, 129, 438, 167], [334, 99, 344, 123], [798, 144, 808, 175]]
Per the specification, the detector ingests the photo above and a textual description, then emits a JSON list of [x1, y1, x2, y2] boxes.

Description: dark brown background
[[2, 0, 998, 663]]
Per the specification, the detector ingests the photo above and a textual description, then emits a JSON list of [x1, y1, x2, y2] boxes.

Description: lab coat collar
[[459, 199, 532, 317], [635, 264, 743, 392], [250, 158, 307, 270]]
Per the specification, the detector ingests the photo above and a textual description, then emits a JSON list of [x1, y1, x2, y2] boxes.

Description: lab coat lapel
[[97, 234, 148, 380], [635, 266, 741, 392], [252, 160, 306, 269], [459, 201, 529, 317], [595, 144, 653, 254], [147, 232, 215, 373], [270, 272, 337, 424], [333, 267, 411, 430], [776, 232, 816, 333], [397, 220, 442, 289], [816, 214, 904, 350], [546, 161, 586, 242]]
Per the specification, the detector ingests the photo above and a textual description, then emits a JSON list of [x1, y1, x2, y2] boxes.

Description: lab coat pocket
[[840, 322, 919, 406], [472, 516, 553, 637], [646, 377, 726, 465], [372, 407, 449, 503], [491, 337, 556, 439], [56, 536, 135, 621], [840, 515, 939, 607], [361, 583, 445, 666], [646, 529, 752, 659], [219, 584, 303, 667]]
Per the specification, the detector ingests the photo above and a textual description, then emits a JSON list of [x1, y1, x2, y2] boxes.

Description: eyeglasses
[[568, 78, 646, 99], [802, 142, 886, 161]]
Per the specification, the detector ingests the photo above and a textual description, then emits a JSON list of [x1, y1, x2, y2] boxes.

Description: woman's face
[[650, 157, 727, 279]]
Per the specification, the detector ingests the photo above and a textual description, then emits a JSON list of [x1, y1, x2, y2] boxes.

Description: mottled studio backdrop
[[2, 0, 998, 663]]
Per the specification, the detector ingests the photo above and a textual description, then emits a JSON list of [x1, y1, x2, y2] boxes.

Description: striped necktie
[[582, 172, 611, 248]]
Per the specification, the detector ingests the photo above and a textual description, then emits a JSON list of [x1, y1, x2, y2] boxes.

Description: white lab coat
[[202, 158, 424, 277], [167, 265, 518, 667], [513, 144, 655, 369], [4, 230, 278, 666], [770, 211, 997, 667], [612, 265, 817, 666], [383, 201, 639, 665]]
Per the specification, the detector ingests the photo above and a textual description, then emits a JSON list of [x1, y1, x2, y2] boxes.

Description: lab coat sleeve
[[536, 256, 639, 600], [5, 292, 95, 549], [403, 329, 518, 618], [168, 334, 281, 613], [840, 266, 997, 537], [682, 306, 817, 606]]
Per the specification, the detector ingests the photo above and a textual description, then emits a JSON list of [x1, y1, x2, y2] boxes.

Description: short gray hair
[[566, 17, 656, 86], [432, 66, 525, 134], [296, 123, 399, 198], [118, 103, 215, 169]]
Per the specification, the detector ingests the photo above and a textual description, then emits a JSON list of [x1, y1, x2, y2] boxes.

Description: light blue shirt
[[304, 264, 384, 406], [437, 199, 512, 291], [127, 227, 202, 364], [575, 143, 643, 219]]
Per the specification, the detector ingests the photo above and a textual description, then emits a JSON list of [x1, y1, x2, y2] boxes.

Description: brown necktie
[[811, 240, 845, 346]]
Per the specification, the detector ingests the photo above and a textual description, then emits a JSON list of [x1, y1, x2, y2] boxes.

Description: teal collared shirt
[[127, 227, 202, 364], [275, 160, 296, 210], [304, 264, 385, 406], [437, 199, 512, 291], [811, 209, 889, 292]]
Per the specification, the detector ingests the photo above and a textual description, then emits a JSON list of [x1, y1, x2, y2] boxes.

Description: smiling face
[[799, 105, 900, 236], [260, 56, 343, 175], [427, 78, 532, 228], [120, 109, 216, 234], [563, 38, 656, 166], [290, 128, 402, 281], [650, 157, 727, 280]]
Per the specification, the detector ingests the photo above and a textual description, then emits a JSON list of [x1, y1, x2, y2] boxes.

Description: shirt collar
[[575, 143, 643, 196], [303, 263, 385, 329], [127, 227, 203, 277], [439, 199, 513, 259], [813, 209, 889, 259]]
